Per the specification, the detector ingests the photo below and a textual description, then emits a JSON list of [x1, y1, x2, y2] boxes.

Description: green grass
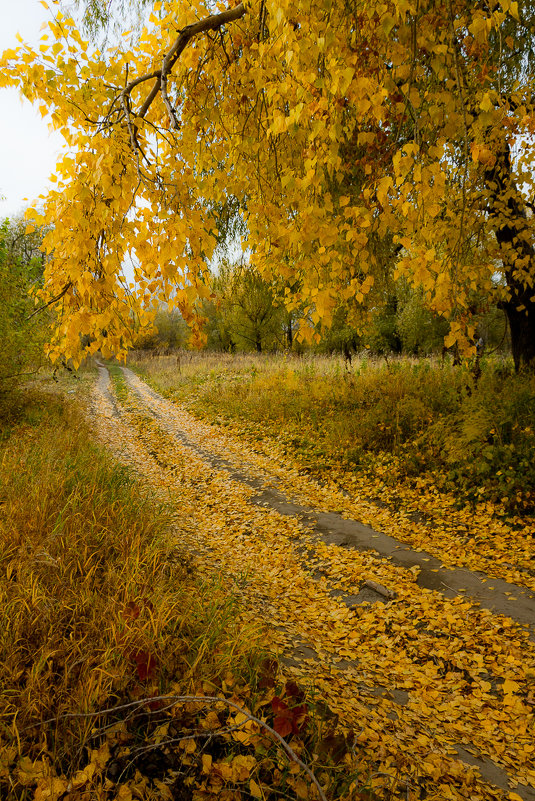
[[127, 350, 535, 515], [107, 360, 129, 400]]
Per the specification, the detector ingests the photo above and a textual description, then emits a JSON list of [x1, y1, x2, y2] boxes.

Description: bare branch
[[22, 693, 327, 801]]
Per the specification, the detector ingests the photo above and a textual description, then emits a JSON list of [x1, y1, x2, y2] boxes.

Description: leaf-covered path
[[90, 364, 535, 801]]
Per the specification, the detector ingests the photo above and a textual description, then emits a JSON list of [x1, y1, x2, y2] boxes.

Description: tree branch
[[135, 3, 246, 120], [26, 281, 72, 320], [22, 693, 327, 801], [0, 367, 42, 382]]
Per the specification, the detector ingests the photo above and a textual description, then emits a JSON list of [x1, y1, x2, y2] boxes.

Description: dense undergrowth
[[0, 380, 347, 800], [128, 351, 535, 517]]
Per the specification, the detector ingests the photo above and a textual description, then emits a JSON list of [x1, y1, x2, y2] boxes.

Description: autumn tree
[[2, 0, 535, 368]]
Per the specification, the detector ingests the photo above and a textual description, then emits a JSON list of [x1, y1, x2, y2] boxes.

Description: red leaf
[[271, 695, 308, 737], [273, 713, 294, 738], [284, 681, 304, 702], [258, 658, 278, 689], [130, 649, 158, 681], [291, 704, 309, 734], [271, 697, 289, 714], [146, 696, 165, 711], [122, 601, 141, 621]]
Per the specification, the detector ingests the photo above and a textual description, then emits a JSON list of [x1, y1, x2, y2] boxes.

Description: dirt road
[[91, 363, 535, 801]]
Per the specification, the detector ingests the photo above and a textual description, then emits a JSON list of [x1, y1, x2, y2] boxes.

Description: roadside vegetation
[[127, 350, 535, 521], [0, 219, 350, 801]]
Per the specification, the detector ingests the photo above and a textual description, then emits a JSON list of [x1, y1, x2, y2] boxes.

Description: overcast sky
[[0, 0, 65, 218]]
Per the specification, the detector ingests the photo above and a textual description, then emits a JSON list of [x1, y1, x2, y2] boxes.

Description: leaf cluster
[[3, 0, 535, 366]]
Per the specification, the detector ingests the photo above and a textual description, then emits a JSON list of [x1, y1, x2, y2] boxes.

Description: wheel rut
[[120, 365, 535, 635]]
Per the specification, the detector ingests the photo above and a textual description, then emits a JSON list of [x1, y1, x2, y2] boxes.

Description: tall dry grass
[[0, 386, 266, 795]]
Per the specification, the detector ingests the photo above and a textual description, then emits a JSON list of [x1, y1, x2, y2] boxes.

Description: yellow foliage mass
[[1, 0, 533, 361]]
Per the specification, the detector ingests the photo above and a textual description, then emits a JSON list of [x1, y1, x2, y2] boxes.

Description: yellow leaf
[[381, 14, 396, 36], [183, 738, 196, 754], [34, 777, 69, 801], [153, 779, 173, 800], [71, 761, 96, 788], [250, 779, 263, 799], [214, 761, 233, 782], [114, 785, 132, 801], [201, 710, 221, 730], [202, 754, 212, 774], [231, 755, 256, 782], [502, 679, 519, 694], [17, 758, 47, 786], [479, 93, 493, 112]]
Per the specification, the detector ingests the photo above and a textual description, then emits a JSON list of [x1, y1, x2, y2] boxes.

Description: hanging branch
[[160, 61, 181, 130], [115, 3, 246, 124], [26, 281, 72, 320]]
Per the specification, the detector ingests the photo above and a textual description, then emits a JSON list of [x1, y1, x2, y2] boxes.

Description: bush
[[0, 217, 49, 418]]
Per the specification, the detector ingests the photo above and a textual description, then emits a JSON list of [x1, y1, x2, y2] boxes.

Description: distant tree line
[[133, 260, 509, 360]]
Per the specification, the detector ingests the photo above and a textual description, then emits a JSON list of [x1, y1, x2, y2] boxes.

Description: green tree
[[209, 262, 285, 353], [396, 290, 450, 356], [0, 217, 49, 396], [134, 307, 189, 350], [316, 304, 361, 361]]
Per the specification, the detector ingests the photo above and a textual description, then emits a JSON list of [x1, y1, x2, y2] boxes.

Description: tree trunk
[[286, 316, 293, 350], [501, 287, 535, 372], [484, 144, 535, 371]]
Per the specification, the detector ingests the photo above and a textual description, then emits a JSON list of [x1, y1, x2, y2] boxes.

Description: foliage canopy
[[2, 0, 535, 366]]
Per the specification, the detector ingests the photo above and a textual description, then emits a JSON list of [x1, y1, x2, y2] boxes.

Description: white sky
[[0, 0, 64, 218]]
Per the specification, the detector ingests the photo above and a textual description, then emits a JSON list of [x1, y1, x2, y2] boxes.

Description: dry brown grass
[[0, 383, 267, 796]]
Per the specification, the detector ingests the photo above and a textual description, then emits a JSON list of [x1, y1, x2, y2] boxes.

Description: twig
[[119, 91, 142, 181], [137, 3, 246, 120], [160, 62, 180, 130], [0, 367, 42, 382], [20, 693, 327, 801]]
